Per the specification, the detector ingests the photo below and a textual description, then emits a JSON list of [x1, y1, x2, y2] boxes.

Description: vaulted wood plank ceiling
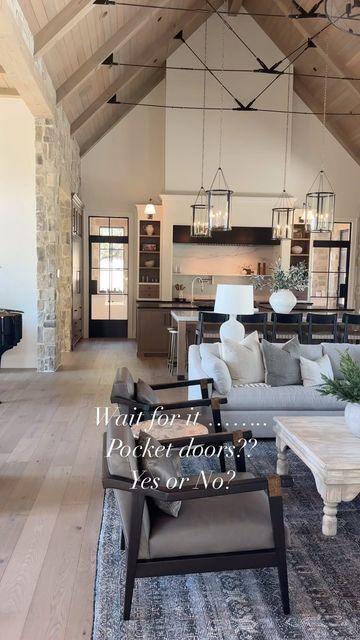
[[16, 1, 360, 161]]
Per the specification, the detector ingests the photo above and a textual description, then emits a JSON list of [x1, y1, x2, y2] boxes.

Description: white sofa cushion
[[300, 354, 334, 387], [199, 343, 232, 394], [220, 331, 265, 385]]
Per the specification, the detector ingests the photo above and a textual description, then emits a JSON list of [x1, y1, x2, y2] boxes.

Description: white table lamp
[[214, 284, 254, 342]]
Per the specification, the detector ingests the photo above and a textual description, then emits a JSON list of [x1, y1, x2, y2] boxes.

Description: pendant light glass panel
[[305, 171, 335, 233], [191, 188, 211, 238], [272, 192, 294, 240], [207, 168, 232, 232]]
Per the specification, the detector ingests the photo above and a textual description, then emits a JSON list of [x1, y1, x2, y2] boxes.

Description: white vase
[[145, 224, 154, 236], [345, 403, 360, 437], [269, 289, 297, 314]]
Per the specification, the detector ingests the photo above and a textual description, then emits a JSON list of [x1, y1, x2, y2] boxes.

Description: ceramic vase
[[345, 403, 360, 437], [269, 289, 297, 314]]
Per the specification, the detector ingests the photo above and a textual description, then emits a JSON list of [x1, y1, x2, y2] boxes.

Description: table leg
[[176, 321, 187, 380], [322, 501, 338, 536], [276, 436, 289, 475]]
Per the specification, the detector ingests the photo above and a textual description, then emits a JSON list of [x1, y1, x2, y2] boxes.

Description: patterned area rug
[[92, 441, 360, 640]]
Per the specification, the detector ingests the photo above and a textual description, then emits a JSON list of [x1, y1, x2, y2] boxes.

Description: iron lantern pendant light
[[272, 191, 295, 240], [191, 187, 211, 238], [272, 74, 294, 240], [191, 21, 211, 238], [305, 170, 335, 232], [305, 41, 335, 233], [207, 167, 233, 231]]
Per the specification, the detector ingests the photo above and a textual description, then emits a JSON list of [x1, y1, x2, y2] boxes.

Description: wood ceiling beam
[[57, 0, 173, 104], [228, 0, 244, 14], [70, 39, 170, 134], [80, 68, 165, 156], [0, 0, 54, 117], [34, 0, 95, 58], [0, 87, 19, 97], [78, 0, 224, 155]]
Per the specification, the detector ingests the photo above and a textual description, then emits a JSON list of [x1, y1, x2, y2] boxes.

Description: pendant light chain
[[218, 17, 225, 178], [321, 34, 329, 172], [200, 20, 208, 190], [282, 70, 292, 193]]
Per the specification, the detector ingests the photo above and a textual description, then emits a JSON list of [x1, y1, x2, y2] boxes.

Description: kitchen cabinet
[[137, 308, 172, 357]]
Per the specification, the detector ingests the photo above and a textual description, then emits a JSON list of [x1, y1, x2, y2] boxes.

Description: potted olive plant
[[319, 351, 360, 437], [252, 259, 308, 313]]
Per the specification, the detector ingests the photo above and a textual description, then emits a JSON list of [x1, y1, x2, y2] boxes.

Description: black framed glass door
[[310, 222, 351, 309], [89, 217, 128, 338]]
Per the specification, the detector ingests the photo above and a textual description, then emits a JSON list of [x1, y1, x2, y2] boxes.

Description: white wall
[[81, 82, 165, 213], [165, 14, 290, 193], [0, 98, 37, 367]]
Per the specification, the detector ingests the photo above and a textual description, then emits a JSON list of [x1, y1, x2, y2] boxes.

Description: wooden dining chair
[[270, 313, 303, 343], [304, 313, 338, 344], [340, 313, 360, 343], [237, 313, 268, 340], [195, 312, 228, 344]]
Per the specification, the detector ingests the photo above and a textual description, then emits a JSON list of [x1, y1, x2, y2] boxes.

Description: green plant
[[251, 259, 308, 293], [319, 351, 360, 403]]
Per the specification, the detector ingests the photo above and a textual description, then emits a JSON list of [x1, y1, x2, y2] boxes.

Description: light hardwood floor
[[0, 339, 172, 640]]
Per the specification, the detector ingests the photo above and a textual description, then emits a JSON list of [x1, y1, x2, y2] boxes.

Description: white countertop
[[171, 310, 199, 322]]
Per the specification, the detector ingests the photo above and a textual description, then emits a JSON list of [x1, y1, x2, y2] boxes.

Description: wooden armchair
[[103, 421, 292, 621], [110, 366, 227, 432]]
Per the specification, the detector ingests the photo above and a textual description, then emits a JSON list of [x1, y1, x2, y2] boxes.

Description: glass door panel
[[89, 217, 129, 338], [310, 222, 351, 309]]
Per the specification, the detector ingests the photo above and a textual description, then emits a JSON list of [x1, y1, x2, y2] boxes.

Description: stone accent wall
[[36, 109, 81, 372]]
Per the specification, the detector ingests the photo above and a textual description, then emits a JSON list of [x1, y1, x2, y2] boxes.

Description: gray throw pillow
[[262, 336, 301, 386], [136, 378, 158, 406], [138, 430, 182, 517]]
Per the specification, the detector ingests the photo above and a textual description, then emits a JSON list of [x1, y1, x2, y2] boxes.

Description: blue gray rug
[[92, 441, 360, 640]]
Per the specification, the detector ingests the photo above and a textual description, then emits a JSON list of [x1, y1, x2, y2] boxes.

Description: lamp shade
[[144, 199, 156, 216], [214, 284, 254, 316]]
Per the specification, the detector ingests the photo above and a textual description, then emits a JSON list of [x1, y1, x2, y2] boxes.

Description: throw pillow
[[300, 354, 334, 387], [322, 343, 360, 380], [262, 336, 301, 386], [138, 430, 181, 517], [220, 331, 265, 384], [200, 343, 232, 394], [136, 379, 158, 406]]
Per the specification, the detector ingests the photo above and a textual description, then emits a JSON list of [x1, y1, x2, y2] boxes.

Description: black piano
[[0, 310, 23, 402]]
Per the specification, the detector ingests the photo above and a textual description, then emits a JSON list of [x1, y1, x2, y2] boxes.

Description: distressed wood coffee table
[[274, 416, 360, 536]]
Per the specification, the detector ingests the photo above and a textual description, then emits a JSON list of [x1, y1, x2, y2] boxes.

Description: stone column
[[35, 118, 59, 372]]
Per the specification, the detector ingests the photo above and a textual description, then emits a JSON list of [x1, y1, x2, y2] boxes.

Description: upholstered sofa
[[188, 342, 360, 438]]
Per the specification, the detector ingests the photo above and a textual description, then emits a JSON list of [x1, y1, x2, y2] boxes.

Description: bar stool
[[341, 313, 360, 343], [305, 313, 338, 344], [167, 327, 178, 375], [237, 313, 268, 340], [270, 313, 303, 343]]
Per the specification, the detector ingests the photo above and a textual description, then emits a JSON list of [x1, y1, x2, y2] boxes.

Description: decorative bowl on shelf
[[292, 245, 303, 254], [144, 259, 155, 267]]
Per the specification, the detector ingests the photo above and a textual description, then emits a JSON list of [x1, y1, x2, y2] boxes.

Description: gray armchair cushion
[[149, 472, 290, 558], [110, 367, 135, 414], [262, 337, 301, 386], [138, 430, 182, 518], [136, 379, 159, 405], [106, 419, 151, 559]]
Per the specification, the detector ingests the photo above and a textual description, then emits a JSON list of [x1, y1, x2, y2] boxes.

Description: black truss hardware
[[102, 53, 115, 66], [93, 0, 116, 5], [289, 0, 326, 19], [107, 94, 118, 104]]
